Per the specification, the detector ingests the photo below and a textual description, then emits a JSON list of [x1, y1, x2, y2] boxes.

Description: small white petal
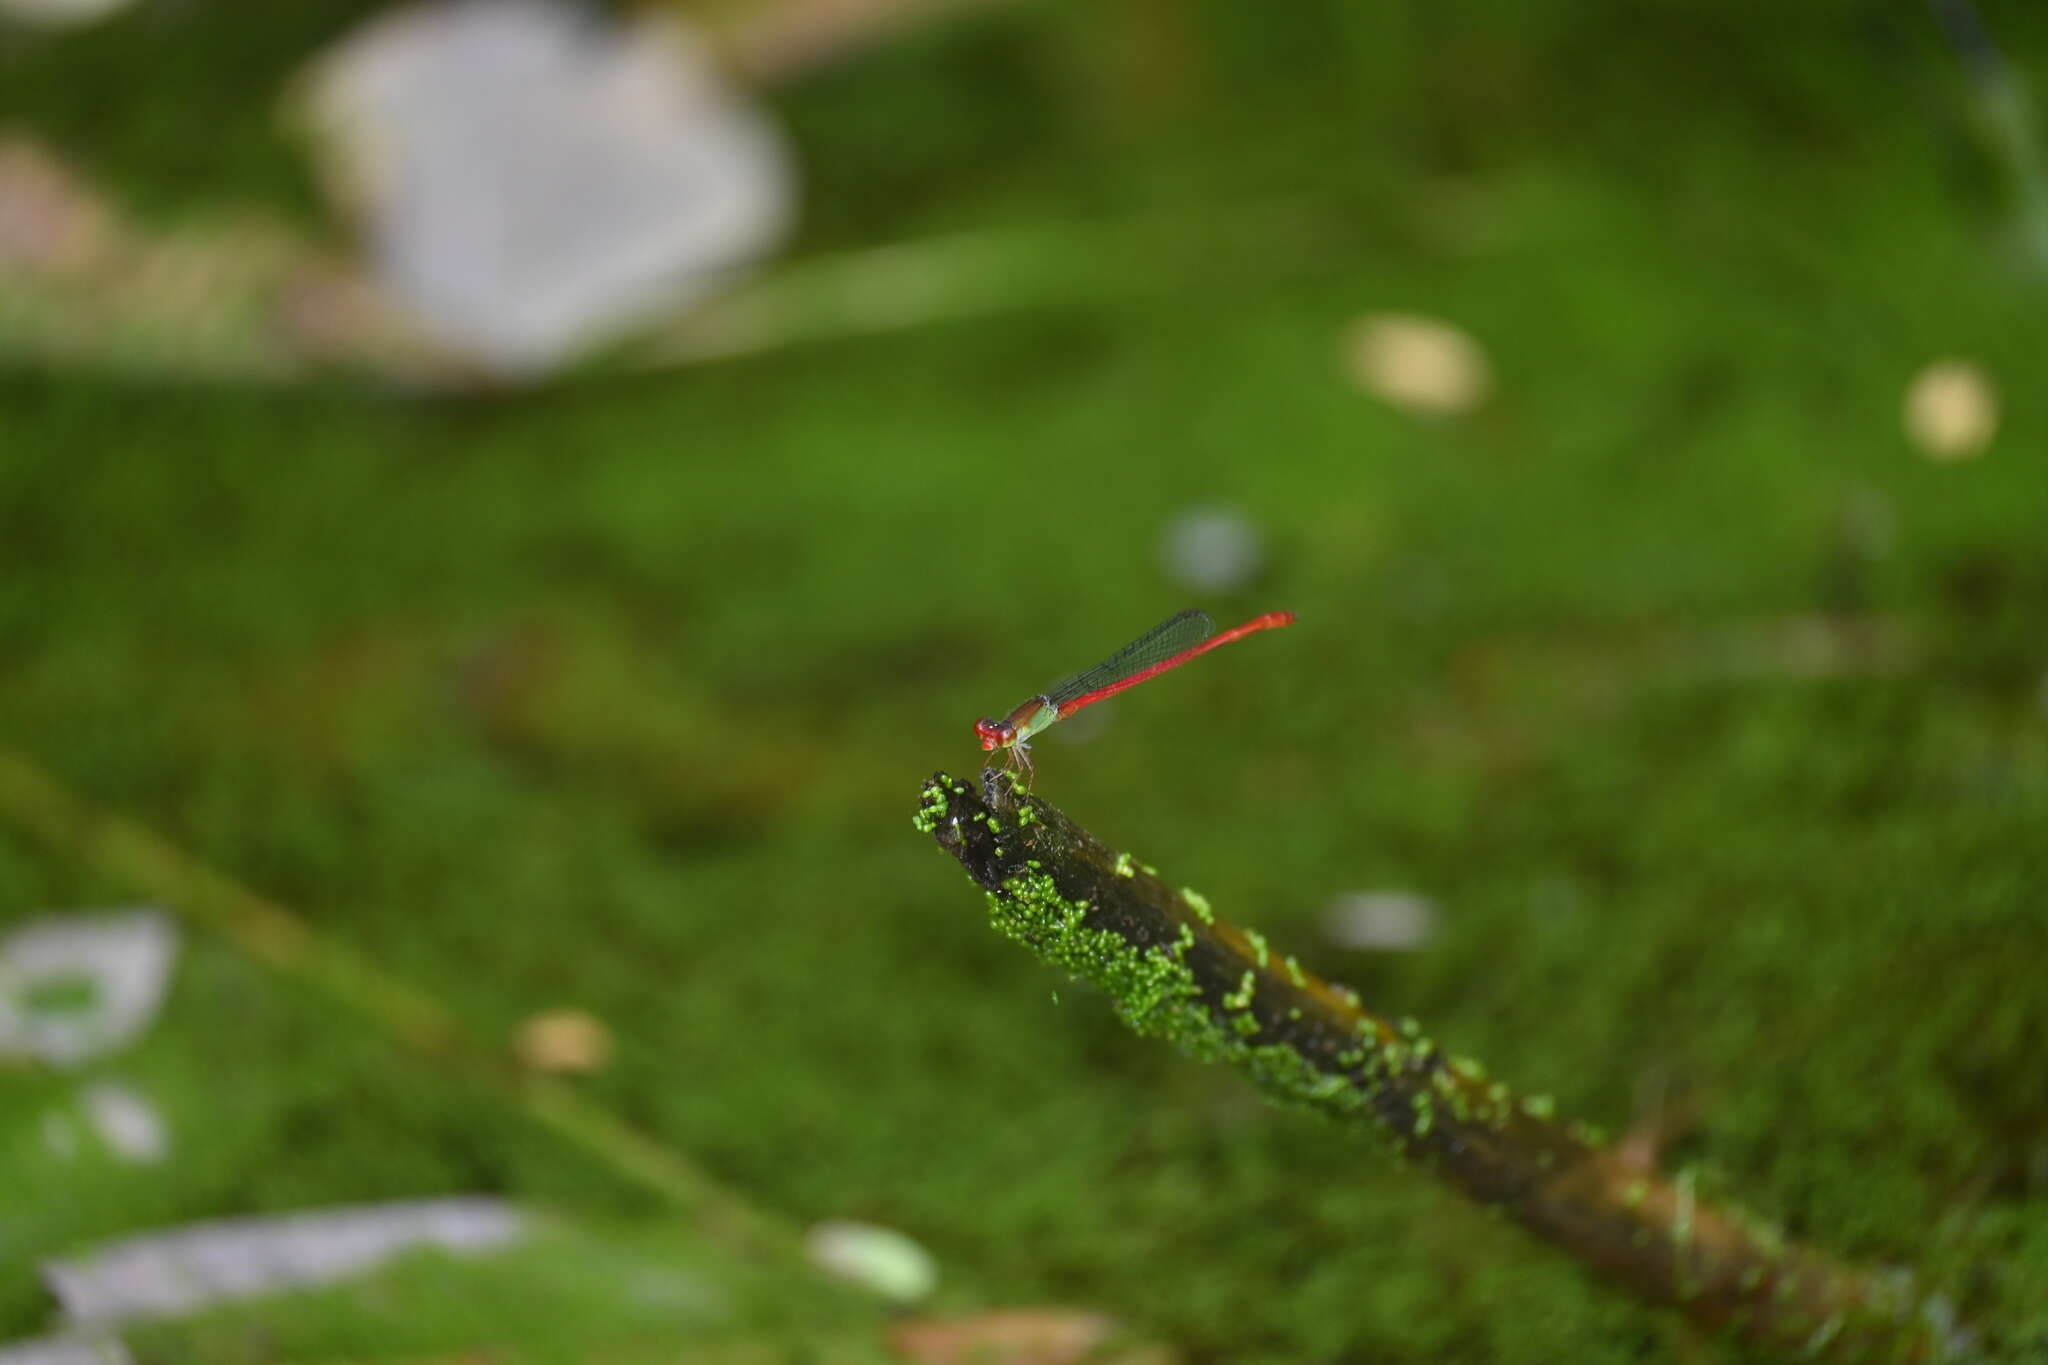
[[1904, 360, 1997, 462], [0, 910, 179, 1068], [805, 1220, 937, 1302], [296, 0, 794, 376], [1342, 313, 1492, 417], [1159, 506, 1267, 594], [43, 1199, 525, 1324], [1323, 891, 1438, 951], [82, 1083, 169, 1166]]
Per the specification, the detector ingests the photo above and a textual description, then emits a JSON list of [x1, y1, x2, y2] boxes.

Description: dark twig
[[917, 771, 1953, 1362]]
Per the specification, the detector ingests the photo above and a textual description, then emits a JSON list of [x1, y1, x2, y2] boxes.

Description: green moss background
[[4, 0, 2047, 1359]]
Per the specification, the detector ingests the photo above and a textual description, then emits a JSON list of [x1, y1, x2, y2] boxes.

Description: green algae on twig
[[916, 770, 1954, 1362]]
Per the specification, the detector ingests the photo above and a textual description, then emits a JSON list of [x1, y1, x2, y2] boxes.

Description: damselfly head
[[974, 717, 1014, 751]]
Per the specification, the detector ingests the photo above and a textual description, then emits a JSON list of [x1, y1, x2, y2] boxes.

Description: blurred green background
[[4, 0, 2048, 1360]]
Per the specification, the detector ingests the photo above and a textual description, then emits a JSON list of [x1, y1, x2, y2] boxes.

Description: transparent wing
[[1046, 609, 1215, 709]]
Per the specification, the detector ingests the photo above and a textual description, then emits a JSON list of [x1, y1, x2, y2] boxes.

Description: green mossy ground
[[4, 1, 2048, 1359]]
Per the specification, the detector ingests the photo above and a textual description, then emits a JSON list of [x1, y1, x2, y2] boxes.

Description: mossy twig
[[917, 770, 1951, 1362]]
